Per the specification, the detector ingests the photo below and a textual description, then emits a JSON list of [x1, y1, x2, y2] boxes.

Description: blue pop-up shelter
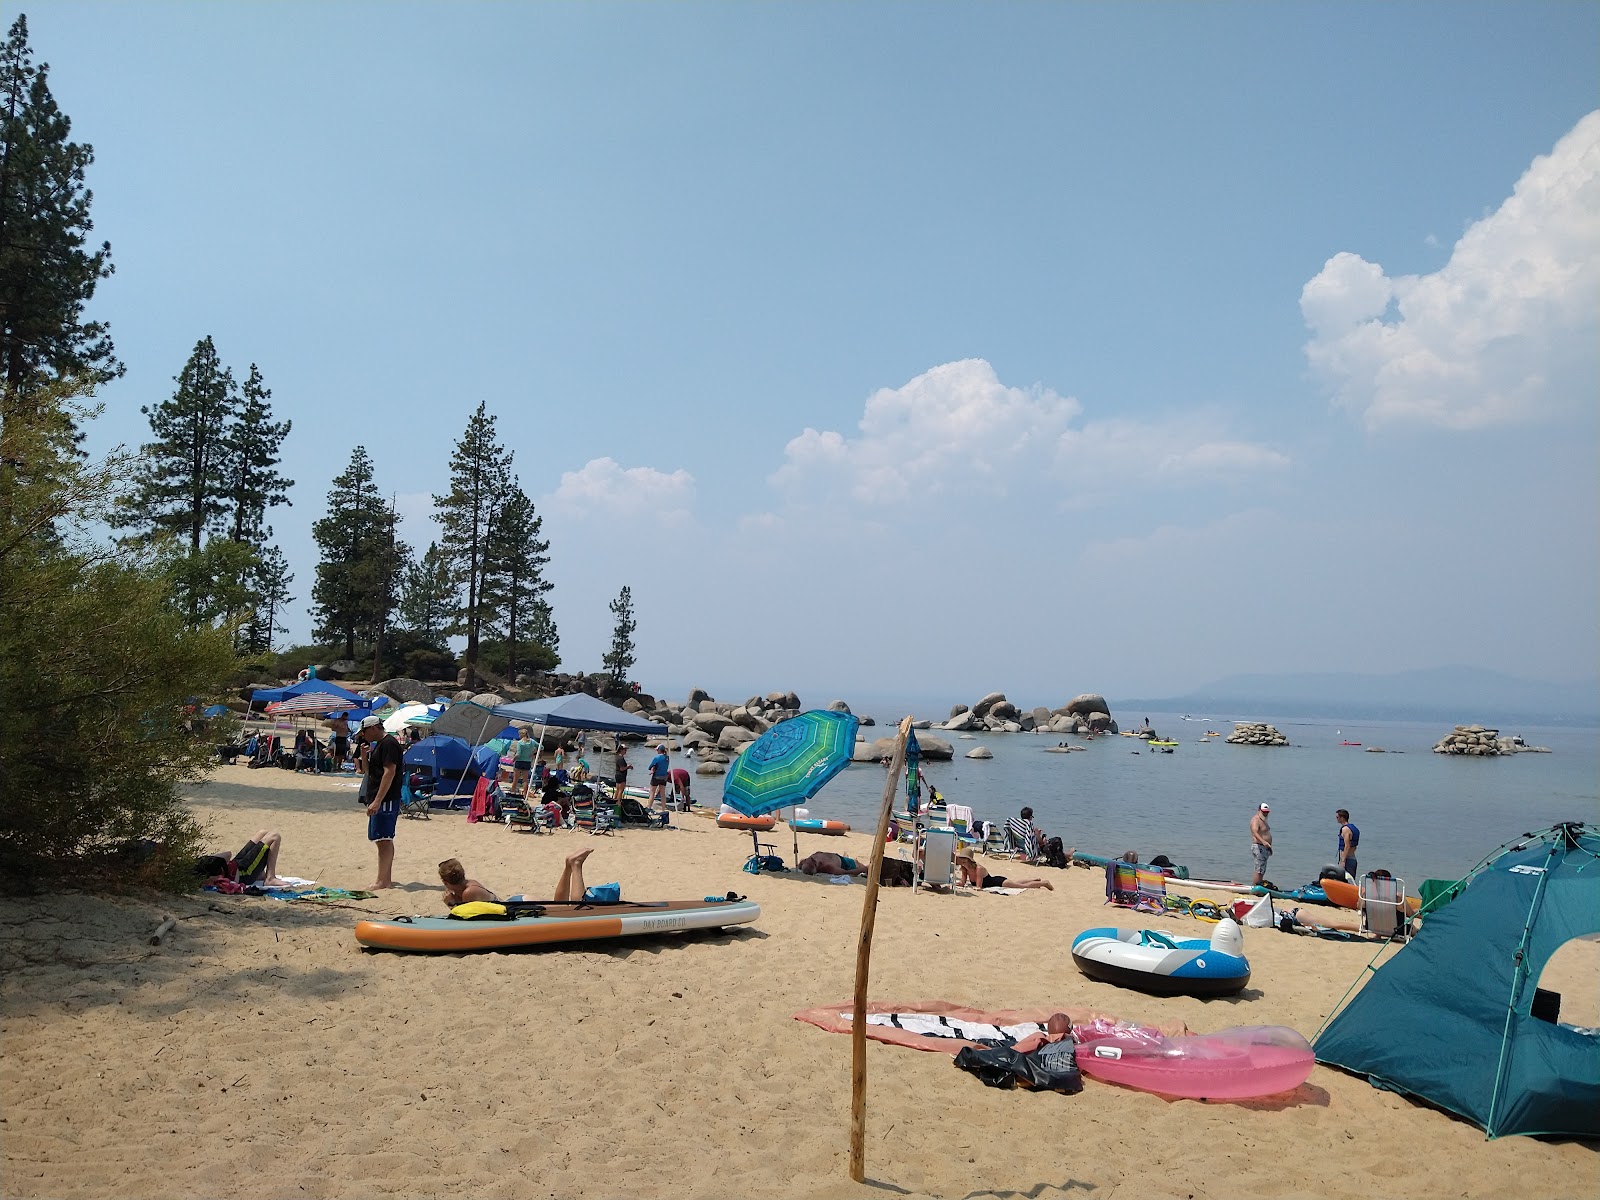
[[402, 735, 486, 797], [1315, 821, 1600, 1139]]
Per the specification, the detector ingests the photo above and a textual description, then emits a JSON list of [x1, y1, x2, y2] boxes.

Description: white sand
[[2, 765, 1595, 1199]]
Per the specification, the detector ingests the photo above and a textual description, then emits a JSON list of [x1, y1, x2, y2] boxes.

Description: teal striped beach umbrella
[[723, 710, 861, 817]]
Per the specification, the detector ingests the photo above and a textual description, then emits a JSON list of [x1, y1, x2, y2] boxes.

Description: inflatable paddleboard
[[355, 898, 761, 953], [789, 818, 850, 835], [716, 813, 777, 831], [1075, 1024, 1313, 1100]]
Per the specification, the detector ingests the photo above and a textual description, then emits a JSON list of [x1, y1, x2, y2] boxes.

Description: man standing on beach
[[1335, 809, 1359, 880], [1250, 803, 1273, 885], [356, 714, 404, 889]]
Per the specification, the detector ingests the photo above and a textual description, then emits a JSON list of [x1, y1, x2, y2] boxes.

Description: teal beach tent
[[1314, 822, 1599, 1139]]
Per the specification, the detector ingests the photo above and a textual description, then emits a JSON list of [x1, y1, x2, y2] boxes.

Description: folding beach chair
[[1003, 817, 1040, 863], [1105, 861, 1168, 914], [946, 804, 974, 845], [572, 793, 615, 835], [981, 822, 1010, 858], [1359, 870, 1409, 938], [916, 828, 958, 894], [400, 778, 431, 820]]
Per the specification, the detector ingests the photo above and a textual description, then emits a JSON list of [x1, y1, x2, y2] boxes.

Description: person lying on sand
[[437, 849, 604, 909], [955, 853, 1053, 891], [796, 851, 868, 877], [233, 829, 289, 887]]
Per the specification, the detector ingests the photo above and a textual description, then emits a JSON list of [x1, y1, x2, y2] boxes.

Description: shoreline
[[1, 764, 1595, 1199]]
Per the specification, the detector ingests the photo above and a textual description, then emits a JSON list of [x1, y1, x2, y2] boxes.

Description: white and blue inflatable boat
[[1071, 918, 1251, 997]]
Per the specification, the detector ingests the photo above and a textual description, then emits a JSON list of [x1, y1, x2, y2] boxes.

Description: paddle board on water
[[355, 898, 761, 953]]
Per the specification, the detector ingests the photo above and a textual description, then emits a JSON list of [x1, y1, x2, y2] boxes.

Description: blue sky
[[30, 2, 1600, 705]]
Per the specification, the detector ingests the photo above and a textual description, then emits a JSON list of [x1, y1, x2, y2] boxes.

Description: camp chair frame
[[1003, 817, 1041, 864], [981, 822, 1010, 858], [400, 780, 432, 820], [1359, 870, 1409, 938]]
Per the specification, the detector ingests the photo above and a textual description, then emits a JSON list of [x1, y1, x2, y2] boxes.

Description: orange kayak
[[1322, 876, 1421, 914]]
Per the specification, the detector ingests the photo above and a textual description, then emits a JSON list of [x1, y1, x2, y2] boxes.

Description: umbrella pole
[[849, 715, 911, 1184]]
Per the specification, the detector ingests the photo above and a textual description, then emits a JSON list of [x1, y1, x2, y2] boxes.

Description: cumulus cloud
[[770, 358, 1287, 512], [547, 457, 696, 526], [1302, 110, 1600, 430]]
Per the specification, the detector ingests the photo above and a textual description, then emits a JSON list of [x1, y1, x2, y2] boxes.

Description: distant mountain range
[[1117, 666, 1600, 725]]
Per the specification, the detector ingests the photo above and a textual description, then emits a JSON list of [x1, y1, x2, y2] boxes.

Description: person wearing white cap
[[356, 714, 404, 889], [1249, 803, 1273, 886], [647, 742, 671, 810]]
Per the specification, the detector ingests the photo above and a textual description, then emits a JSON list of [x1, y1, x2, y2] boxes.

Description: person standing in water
[[1250, 803, 1273, 886], [1335, 809, 1360, 880]]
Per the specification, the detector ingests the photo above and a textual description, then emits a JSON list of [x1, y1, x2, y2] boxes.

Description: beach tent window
[[1314, 821, 1600, 1139]]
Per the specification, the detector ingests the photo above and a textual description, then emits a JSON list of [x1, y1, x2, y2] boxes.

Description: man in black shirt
[[356, 714, 405, 889]]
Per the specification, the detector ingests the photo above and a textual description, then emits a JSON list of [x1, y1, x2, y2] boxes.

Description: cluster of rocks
[[627, 689, 808, 776], [1432, 725, 1550, 756], [942, 693, 1119, 736], [1226, 722, 1288, 747]]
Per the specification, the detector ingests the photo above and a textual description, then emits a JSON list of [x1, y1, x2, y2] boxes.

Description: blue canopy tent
[[492, 692, 667, 736], [403, 735, 484, 798]]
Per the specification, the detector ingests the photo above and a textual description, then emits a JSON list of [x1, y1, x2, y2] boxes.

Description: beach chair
[[916, 828, 958, 894], [1105, 861, 1168, 914], [1003, 817, 1040, 863], [400, 778, 432, 820], [946, 804, 974, 844], [572, 793, 615, 836], [1359, 870, 1408, 938], [981, 822, 1010, 858]]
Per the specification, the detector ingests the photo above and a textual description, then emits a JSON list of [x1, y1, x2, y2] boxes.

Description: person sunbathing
[[796, 851, 867, 877], [438, 849, 604, 909], [234, 830, 289, 887], [955, 853, 1053, 891]]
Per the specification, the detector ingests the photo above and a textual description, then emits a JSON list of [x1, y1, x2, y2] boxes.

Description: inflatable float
[[1074, 1022, 1314, 1099], [716, 813, 777, 831], [1071, 919, 1251, 997], [789, 817, 850, 835], [355, 897, 761, 953]]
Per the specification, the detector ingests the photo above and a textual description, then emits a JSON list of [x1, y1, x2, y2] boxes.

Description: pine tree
[[0, 15, 120, 405], [397, 541, 456, 647], [117, 336, 238, 553], [483, 480, 556, 680], [603, 586, 637, 692], [311, 447, 401, 659], [433, 403, 512, 689], [223, 364, 292, 546], [242, 544, 293, 655]]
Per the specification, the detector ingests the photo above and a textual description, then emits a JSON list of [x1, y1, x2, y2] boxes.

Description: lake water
[[709, 711, 1600, 888]]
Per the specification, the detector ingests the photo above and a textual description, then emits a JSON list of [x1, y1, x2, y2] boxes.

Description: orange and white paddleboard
[[716, 813, 777, 831], [354, 898, 760, 953], [1320, 877, 1421, 914]]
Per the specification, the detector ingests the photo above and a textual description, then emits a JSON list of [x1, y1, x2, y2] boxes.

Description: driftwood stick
[[849, 716, 911, 1184], [148, 916, 177, 946]]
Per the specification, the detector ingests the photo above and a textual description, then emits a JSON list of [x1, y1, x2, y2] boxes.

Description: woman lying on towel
[[438, 848, 606, 908], [955, 853, 1054, 891]]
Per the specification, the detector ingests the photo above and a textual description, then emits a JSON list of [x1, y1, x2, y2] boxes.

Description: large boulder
[[949, 704, 970, 720], [971, 692, 1007, 719], [826, 699, 852, 714], [1064, 694, 1110, 718], [942, 711, 977, 732], [375, 677, 434, 705], [965, 745, 994, 759], [717, 726, 758, 752], [989, 700, 1020, 722], [470, 692, 506, 709], [690, 711, 736, 739], [686, 687, 713, 710]]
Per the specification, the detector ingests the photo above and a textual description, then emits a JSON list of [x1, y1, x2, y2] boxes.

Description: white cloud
[[1302, 110, 1600, 431], [546, 457, 696, 527], [769, 358, 1287, 513]]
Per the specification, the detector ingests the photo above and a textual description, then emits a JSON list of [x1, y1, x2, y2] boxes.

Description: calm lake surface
[[708, 711, 1600, 887]]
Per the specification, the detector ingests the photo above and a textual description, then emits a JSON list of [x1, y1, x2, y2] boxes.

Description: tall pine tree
[[224, 364, 292, 546], [397, 541, 456, 647], [0, 15, 120, 401], [433, 403, 512, 688], [242, 544, 293, 656], [484, 480, 557, 680], [311, 447, 403, 659], [603, 585, 637, 693], [117, 336, 238, 553]]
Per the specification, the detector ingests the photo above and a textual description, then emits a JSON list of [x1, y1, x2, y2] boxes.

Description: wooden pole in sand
[[849, 715, 911, 1183]]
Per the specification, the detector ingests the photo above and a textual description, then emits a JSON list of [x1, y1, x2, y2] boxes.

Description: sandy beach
[[2, 765, 1595, 1200]]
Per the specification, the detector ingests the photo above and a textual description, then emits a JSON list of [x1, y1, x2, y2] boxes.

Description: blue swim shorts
[[368, 808, 399, 842]]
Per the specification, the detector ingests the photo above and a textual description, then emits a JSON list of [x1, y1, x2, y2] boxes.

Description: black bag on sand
[[954, 1039, 1083, 1094]]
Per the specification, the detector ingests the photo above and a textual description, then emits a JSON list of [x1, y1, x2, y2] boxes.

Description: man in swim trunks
[[1250, 803, 1273, 886], [356, 714, 405, 889], [796, 851, 867, 877], [228, 829, 288, 886], [954, 853, 1053, 891], [668, 766, 692, 810]]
